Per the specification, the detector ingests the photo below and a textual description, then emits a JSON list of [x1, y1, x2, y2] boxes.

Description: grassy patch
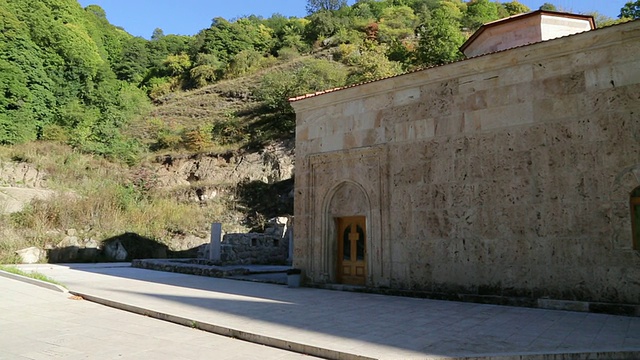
[[0, 265, 66, 288], [0, 142, 253, 261]]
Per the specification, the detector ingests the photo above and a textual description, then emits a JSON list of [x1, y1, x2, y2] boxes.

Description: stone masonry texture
[[291, 20, 640, 306]]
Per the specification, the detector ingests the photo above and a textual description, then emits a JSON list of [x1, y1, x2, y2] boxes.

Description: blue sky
[[77, 0, 629, 39]]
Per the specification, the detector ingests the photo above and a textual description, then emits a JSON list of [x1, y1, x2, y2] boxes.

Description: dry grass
[[0, 142, 247, 262], [0, 57, 307, 262], [127, 55, 311, 155]]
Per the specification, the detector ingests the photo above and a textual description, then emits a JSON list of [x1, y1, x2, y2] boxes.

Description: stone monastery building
[[290, 11, 640, 314]]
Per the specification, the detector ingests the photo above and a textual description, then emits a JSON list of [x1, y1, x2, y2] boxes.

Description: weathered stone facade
[[291, 20, 640, 307]]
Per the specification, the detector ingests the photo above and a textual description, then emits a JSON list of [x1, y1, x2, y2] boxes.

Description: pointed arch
[[319, 180, 372, 284]]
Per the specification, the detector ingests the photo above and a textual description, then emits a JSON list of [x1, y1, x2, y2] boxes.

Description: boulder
[[49, 235, 81, 262], [84, 238, 99, 249], [57, 236, 80, 248], [15, 247, 44, 264], [104, 239, 128, 261]]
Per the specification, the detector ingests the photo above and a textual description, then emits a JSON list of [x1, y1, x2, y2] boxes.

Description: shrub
[[256, 58, 347, 115], [212, 117, 249, 145], [277, 47, 301, 61]]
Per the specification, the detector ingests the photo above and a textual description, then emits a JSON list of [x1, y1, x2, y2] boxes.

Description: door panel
[[337, 216, 366, 285]]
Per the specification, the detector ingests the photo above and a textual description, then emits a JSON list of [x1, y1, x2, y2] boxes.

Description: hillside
[[2, 0, 631, 263]]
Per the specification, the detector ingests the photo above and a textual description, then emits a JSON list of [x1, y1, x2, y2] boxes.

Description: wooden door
[[337, 216, 366, 285]]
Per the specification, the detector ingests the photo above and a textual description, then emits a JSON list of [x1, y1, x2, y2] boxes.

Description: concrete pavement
[[9, 263, 640, 360], [0, 272, 319, 360]]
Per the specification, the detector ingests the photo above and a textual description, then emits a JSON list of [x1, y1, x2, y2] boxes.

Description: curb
[[70, 291, 640, 360], [459, 353, 640, 360], [5, 267, 638, 360], [70, 291, 375, 360], [0, 270, 68, 293]]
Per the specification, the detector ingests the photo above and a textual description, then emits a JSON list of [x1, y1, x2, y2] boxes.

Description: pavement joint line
[[68, 291, 640, 360], [70, 291, 377, 360], [5, 267, 640, 360], [0, 270, 68, 293]]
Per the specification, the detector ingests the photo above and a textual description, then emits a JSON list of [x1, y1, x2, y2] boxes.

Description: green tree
[[189, 53, 223, 87], [114, 37, 149, 82], [539, 3, 557, 11], [377, 5, 418, 42], [0, 0, 57, 143], [352, 0, 389, 19], [191, 17, 273, 64], [304, 10, 347, 41], [344, 44, 403, 84], [147, 33, 191, 68], [0, 0, 150, 160], [415, 4, 464, 66], [163, 53, 192, 77], [619, 0, 640, 19], [151, 28, 164, 40], [85, 4, 106, 19], [503, 1, 530, 16], [306, 0, 348, 14], [265, 15, 309, 54], [225, 49, 267, 78], [0, 60, 36, 144], [83, 4, 129, 66], [257, 59, 347, 115], [463, 0, 501, 30], [588, 12, 625, 27]]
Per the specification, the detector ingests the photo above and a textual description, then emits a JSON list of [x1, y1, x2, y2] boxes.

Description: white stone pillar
[[209, 223, 222, 262]]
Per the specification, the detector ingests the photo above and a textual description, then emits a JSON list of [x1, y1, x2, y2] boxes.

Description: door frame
[[336, 216, 367, 285]]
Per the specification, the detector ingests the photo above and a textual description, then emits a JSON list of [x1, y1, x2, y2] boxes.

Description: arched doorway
[[325, 181, 370, 285]]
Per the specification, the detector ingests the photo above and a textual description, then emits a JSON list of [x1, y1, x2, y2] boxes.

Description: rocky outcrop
[[3, 142, 294, 263], [152, 142, 294, 203], [0, 187, 55, 213], [0, 162, 53, 214], [0, 161, 47, 188]]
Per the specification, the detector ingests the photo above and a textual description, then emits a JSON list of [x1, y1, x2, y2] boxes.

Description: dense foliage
[[0, 0, 149, 162], [0, 0, 629, 159], [619, 1, 640, 19]]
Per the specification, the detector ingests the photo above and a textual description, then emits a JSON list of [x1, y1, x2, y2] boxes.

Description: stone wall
[[291, 21, 640, 305], [219, 232, 288, 265], [199, 219, 291, 265]]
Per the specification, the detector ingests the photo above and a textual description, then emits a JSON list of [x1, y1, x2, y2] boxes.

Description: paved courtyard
[[5, 263, 640, 360], [0, 274, 318, 360]]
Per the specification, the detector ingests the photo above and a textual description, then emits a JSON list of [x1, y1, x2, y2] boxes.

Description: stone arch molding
[[611, 164, 640, 250], [319, 180, 372, 284], [306, 146, 388, 286], [324, 180, 371, 218]]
